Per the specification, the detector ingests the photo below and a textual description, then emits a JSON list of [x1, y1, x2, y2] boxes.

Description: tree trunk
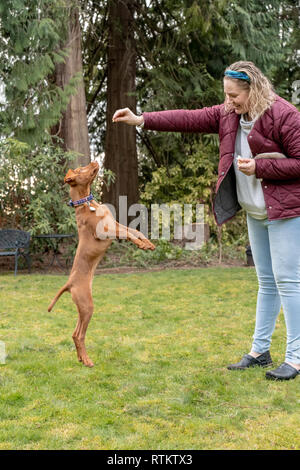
[[52, 4, 90, 167], [103, 0, 138, 221]]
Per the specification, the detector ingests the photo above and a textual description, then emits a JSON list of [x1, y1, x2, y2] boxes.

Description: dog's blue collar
[[68, 193, 94, 208]]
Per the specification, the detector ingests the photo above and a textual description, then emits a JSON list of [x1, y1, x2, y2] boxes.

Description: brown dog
[[48, 161, 155, 367]]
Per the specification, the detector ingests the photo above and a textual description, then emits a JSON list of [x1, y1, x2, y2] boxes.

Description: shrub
[[140, 138, 248, 259], [0, 139, 77, 236]]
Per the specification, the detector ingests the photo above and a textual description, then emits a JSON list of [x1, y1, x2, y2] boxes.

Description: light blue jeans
[[247, 214, 300, 364]]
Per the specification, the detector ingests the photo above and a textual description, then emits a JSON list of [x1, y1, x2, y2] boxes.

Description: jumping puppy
[[48, 161, 155, 367]]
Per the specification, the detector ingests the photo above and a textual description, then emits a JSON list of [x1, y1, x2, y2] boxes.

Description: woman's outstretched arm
[[112, 105, 222, 134]]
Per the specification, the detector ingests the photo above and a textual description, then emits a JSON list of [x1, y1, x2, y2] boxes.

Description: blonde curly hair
[[224, 61, 275, 120]]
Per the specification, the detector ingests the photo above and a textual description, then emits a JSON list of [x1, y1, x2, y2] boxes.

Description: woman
[[113, 61, 300, 381]]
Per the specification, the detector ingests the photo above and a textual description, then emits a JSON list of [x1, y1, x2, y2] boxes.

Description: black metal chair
[[0, 229, 31, 275]]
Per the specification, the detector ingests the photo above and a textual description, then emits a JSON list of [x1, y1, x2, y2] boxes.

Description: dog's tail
[[48, 284, 69, 312]]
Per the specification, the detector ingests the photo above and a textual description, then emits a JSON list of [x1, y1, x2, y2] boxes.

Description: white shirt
[[233, 115, 267, 220]]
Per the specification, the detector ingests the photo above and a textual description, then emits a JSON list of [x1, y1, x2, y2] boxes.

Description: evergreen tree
[[81, 0, 107, 153], [51, 1, 91, 166], [271, 0, 300, 102], [103, 0, 138, 218], [0, 0, 80, 145]]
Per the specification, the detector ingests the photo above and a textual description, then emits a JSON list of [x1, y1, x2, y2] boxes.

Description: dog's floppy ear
[[64, 169, 76, 184]]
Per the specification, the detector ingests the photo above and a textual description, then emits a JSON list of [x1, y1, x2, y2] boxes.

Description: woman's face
[[223, 78, 250, 115]]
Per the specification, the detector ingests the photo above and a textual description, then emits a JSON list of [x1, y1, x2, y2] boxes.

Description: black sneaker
[[227, 351, 273, 370]]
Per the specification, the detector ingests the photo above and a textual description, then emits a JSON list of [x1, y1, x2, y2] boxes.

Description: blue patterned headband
[[224, 70, 251, 82]]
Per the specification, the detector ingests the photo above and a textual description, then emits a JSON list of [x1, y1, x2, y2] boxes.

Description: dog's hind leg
[[70, 285, 94, 367]]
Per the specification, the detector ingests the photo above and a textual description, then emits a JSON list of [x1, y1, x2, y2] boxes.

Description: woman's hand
[[237, 158, 256, 176], [112, 108, 144, 126]]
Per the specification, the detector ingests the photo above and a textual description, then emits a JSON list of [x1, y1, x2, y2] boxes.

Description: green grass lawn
[[0, 267, 299, 450]]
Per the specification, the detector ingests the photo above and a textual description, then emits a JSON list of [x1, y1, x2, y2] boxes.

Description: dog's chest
[[95, 206, 115, 240]]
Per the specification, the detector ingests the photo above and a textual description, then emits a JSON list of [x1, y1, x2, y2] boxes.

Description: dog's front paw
[[145, 240, 155, 250], [138, 239, 155, 250]]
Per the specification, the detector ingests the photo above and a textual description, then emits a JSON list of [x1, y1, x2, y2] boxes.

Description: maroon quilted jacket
[[143, 94, 300, 225]]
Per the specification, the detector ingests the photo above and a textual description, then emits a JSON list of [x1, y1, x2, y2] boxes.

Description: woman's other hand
[[237, 158, 256, 176], [112, 108, 144, 126]]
